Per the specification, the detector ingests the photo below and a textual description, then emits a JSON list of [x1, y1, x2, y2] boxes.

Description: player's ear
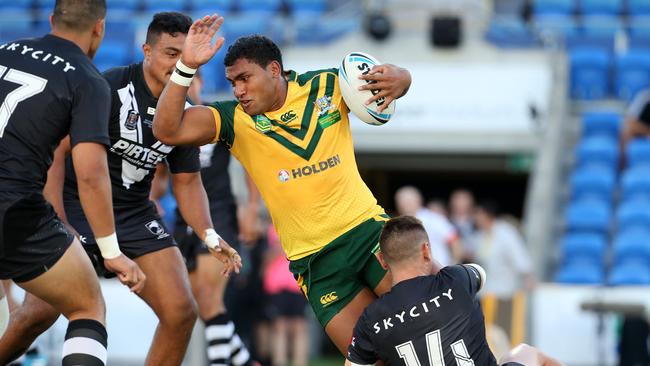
[[93, 18, 105, 39], [268, 60, 282, 78], [377, 252, 389, 271], [421, 242, 432, 262], [142, 43, 152, 62], [49, 14, 54, 29]]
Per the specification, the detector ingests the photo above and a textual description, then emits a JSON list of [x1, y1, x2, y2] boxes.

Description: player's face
[[226, 58, 281, 116], [143, 32, 186, 86]]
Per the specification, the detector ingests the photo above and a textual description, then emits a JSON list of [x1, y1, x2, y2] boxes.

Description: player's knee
[[160, 294, 197, 330]]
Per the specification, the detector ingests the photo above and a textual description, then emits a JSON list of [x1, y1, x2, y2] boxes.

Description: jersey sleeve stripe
[[208, 106, 221, 144]]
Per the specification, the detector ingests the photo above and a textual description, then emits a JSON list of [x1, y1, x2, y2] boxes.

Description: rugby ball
[[338, 52, 396, 126]]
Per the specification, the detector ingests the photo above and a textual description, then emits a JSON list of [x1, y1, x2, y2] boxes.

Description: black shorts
[[175, 203, 238, 272], [266, 290, 307, 319], [0, 192, 74, 282], [66, 200, 175, 272]]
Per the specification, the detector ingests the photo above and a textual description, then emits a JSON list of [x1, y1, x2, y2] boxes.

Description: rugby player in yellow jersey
[[153, 15, 412, 354]]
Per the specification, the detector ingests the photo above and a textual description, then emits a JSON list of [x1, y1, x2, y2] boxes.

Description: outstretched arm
[[358, 64, 412, 113], [153, 14, 225, 146]]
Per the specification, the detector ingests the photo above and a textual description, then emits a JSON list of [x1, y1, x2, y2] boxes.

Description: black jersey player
[[345, 216, 562, 366], [0, 12, 240, 366], [0, 1, 145, 365]]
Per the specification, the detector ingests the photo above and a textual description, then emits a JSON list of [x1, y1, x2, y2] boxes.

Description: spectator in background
[[449, 188, 477, 256], [263, 225, 309, 366], [473, 200, 534, 350], [395, 186, 462, 266], [426, 198, 448, 217]]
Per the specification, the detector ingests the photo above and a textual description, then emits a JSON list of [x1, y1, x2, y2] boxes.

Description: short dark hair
[[145, 12, 192, 45], [379, 216, 429, 266], [224, 35, 283, 70], [52, 0, 106, 31]]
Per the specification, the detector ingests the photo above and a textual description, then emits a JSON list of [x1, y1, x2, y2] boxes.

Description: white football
[[338, 52, 396, 126]]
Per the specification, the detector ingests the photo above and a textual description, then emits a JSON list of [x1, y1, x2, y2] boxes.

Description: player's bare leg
[[17, 238, 108, 365], [190, 253, 253, 365], [289, 317, 308, 366], [134, 246, 197, 366], [0, 292, 59, 364], [325, 288, 378, 354]]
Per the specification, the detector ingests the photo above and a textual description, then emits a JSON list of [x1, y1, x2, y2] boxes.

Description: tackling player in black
[[0, 11, 241, 366], [0, 1, 145, 365], [346, 216, 562, 366]]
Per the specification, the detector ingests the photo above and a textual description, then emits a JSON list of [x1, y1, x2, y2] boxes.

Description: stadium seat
[[0, 0, 32, 12], [626, 139, 650, 168], [107, 0, 141, 13], [190, 0, 232, 13], [612, 228, 650, 265], [555, 262, 604, 284], [614, 49, 650, 101], [608, 261, 650, 285], [143, 0, 186, 12], [628, 0, 650, 15], [560, 232, 607, 266], [533, 0, 576, 16], [486, 16, 538, 48], [616, 200, 650, 230], [569, 47, 611, 100], [223, 14, 268, 40], [579, 0, 622, 15], [581, 110, 621, 138], [565, 198, 611, 232], [287, 0, 326, 17], [628, 16, 650, 51], [34, 0, 55, 12], [570, 165, 616, 201], [533, 14, 579, 44], [237, 0, 281, 15], [575, 136, 619, 168], [621, 167, 650, 201]]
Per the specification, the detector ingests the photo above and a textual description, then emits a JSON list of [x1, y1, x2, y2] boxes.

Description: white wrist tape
[[0, 296, 8, 338], [204, 229, 222, 249], [96, 232, 121, 259], [170, 59, 197, 87]]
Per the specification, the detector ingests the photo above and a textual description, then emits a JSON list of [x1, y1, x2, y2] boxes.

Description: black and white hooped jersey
[[0, 35, 110, 194], [63, 62, 199, 207], [347, 265, 497, 366]]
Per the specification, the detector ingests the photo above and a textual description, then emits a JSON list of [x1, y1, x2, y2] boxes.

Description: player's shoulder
[[102, 63, 139, 90], [289, 68, 339, 86]]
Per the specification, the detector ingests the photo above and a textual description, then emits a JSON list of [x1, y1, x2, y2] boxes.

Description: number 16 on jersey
[[396, 330, 475, 366]]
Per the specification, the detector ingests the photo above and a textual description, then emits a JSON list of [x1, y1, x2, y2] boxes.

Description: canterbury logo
[[320, 292, 338, 306], [280, 110, 297, 123]]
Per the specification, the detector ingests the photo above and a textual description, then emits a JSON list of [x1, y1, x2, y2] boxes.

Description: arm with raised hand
[[153, 14, 225, 147]]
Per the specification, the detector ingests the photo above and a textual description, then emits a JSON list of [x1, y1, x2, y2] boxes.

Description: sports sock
[[204, 313, 252, 366], [61, 319, 107, 366]]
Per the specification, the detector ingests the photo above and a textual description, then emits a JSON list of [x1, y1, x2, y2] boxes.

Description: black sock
[[62, 319, 107, 366], [204, 313, 252, 366]]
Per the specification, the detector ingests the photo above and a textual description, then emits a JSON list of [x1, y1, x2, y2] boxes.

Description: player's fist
[[104, 254, 146, 293], [208, 238, 242, 277], [180, 14, 225, 69]]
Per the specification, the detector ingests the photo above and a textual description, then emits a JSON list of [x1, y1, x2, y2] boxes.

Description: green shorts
[[289, 217, 388, 327]]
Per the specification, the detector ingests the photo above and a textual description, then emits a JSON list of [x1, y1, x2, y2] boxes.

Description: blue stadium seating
[[575, 136, 619, 168], [628, 0, 650, 15], [533, 0, 576, 16], [569, 47, 611, 99], [570, 165, 616, 201], [616, 200, 650, 230], [237, 0, 281, 16], [626, 139, 650, 167], [191, 0, 232, 13], [143, 0, 186, 12], [94, 40, 131, 72], [560, 232, 607, 266], [486, 17, 538, 48], [565, 199, 612, 232], [612, 228, 650, 265], [533, 15, 579, 43], [288, 0, 326, 17], [608, 261, 650, 285], [614, 49, 650, 101], [107, 0, 141, 13], [0, 0, 32, 12], [579, 0, 622, 15], [628, 16, 650, 50], [621, 167, 650, 201], [34, 0, 55, 12], [581, 110, 621, 138], [556, 261, 604, 284]]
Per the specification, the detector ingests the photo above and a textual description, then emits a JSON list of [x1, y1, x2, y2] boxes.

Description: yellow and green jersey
[[207, 68, 385, 260]]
